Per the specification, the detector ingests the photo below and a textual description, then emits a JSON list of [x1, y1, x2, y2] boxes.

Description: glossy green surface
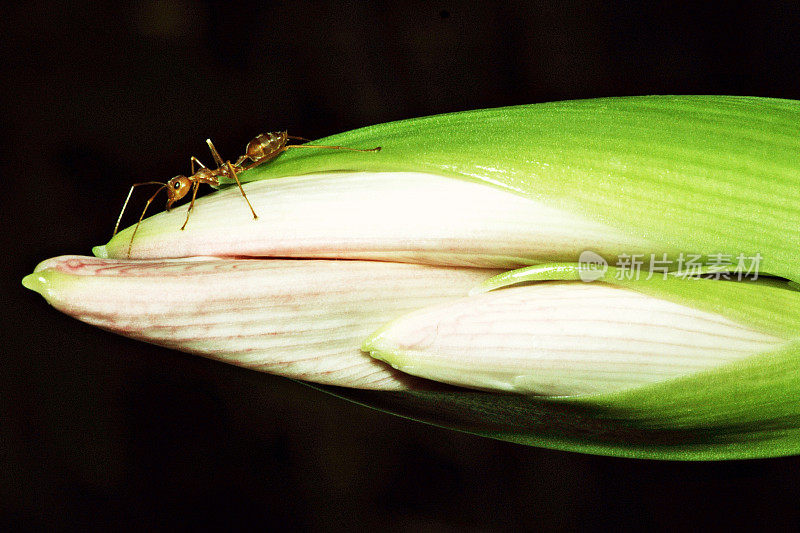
[[311, 335, 800, 461], [228, 95, 800, 282], [311, 265, 800, 460]]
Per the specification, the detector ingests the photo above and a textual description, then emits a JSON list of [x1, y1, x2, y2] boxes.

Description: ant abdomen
[[246, 132, 288, 162]]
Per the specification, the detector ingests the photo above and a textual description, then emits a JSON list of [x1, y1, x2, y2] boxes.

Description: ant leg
[[180, 181, 201, 231], [286, 135, 311, 143], [239, 151, 287, 171], [205, 138, 225, 168], [234, 154, 249, 168], [240, 157, 273, 172], [190, 156, 208, 174], [113, 181, 168, 237], [284, 144, 381, 153], [226, 161, 258, 219], [126, 184, 167, 258]]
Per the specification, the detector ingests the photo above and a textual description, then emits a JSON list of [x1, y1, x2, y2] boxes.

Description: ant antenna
[[113, 182, 168, 237], [127, 184, 168, 257]]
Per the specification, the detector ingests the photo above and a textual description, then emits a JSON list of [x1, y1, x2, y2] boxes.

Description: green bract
[[352, 264, 800, 459], [24, 95, 800, 460], [233, 95, 800, 281]]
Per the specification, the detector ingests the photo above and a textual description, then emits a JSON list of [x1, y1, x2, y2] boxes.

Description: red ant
[[113, 132, 381, 256]]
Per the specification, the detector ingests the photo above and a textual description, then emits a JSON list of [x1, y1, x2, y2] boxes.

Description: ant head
[[165, 175, 192, 209]]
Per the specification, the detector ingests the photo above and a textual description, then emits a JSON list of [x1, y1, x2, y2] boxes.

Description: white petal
[[25, 256, 500, 389], [364, 282, 783, 396], [98, 172, 657, 266]]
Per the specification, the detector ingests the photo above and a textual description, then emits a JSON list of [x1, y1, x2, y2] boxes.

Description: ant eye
[[173, 181, 181, 189]]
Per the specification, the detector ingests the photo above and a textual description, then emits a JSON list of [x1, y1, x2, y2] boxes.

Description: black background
[[4, 1, 800, 531]]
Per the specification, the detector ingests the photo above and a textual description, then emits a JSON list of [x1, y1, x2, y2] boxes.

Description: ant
[[113, 132, 381, 257]]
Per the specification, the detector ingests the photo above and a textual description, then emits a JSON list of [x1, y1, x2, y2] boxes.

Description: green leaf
[[309, 336, 800, 460], [229, 95, 800, 282], [328, 265, 800, 459]]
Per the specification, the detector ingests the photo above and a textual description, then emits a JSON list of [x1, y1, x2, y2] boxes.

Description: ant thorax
[[192, 167, 219, 186]]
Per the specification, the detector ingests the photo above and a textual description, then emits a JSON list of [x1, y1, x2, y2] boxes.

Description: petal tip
[[22, 272, 47, 295], [361, 332, 398, 366], [22, 268, 74, 303]]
